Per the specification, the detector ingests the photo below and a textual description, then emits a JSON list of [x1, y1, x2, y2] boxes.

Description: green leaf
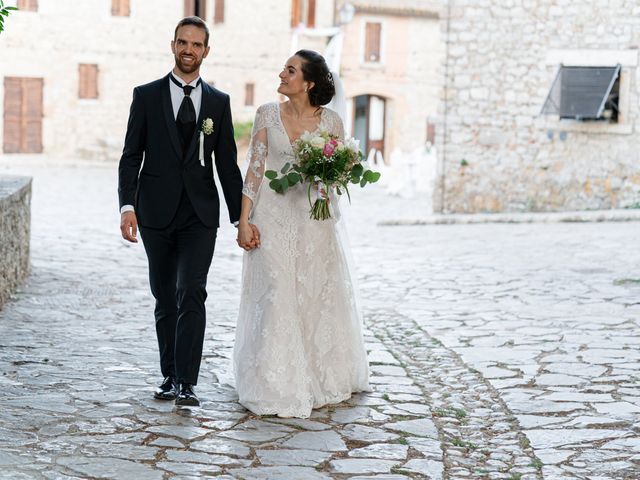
[[264, 170, 278, 180], [269, 179, 283, 193], [287, 172, 301, 185], [369, 171, 381, 183], [360, 177, 367, 188], [280, 162, 291, 174], [351, 164, 364, 177], [281, 175, 289, 190]]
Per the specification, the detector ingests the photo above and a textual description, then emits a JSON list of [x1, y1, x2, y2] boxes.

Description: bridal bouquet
[[265, 131, 381, 220]]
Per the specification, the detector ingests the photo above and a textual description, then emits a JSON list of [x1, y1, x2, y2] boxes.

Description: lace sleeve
[[242, 107, 268, 202], [325, 108, 345, 140]]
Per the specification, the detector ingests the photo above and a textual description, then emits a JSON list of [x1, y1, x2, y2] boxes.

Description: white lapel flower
[[201, 117, 214, 135]]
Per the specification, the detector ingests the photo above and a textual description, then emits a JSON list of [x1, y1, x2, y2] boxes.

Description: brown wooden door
[[3, 77, 44, 154]]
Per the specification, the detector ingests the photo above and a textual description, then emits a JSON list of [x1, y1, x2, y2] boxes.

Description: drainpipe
[[439, 0, 452, 214]]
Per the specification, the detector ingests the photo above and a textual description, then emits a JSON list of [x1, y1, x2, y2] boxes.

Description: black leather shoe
[[153, 376, 177, 400], [175, 383, 200, 407]]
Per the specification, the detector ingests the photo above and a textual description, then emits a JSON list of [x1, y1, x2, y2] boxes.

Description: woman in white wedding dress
[[233, 50, 370, 418]]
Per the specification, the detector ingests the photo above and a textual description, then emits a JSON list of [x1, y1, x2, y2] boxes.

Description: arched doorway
[[349, 94, 386, 164]]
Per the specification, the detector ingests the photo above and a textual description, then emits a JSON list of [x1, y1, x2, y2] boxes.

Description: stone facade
[[338, 0, 443, 160], [0, 0, 333, 160], [434, 0, 640, 213], [0, 176, 31, 310], [0, 0, 440, 165]]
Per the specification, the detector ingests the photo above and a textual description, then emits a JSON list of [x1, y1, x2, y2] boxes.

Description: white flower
[[202, 118, 214, 135], [311, 136, 325, 148], [344, 136, 359, 152], [300, 131, 315, 143], [335, 143, 346, 152]]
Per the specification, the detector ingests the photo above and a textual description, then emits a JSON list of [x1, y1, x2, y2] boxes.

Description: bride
[[233, 50, 370, 418]]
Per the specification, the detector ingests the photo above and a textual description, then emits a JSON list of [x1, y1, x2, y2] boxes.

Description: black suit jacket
[[118, 73, 243, 229]]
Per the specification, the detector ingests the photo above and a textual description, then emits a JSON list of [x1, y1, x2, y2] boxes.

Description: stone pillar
[[0, 176, 32, 309]]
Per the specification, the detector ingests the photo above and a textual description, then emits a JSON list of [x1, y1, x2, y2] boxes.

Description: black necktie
[[171, 75, 201, 153]]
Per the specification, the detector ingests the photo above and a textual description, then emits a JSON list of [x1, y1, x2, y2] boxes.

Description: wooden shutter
[[79, 64, 99, 99], [3, 77, 43, 154], [214, 0, 224, 23], [365, 22, 381, 62], [307, 0, 316, 28], [3, 78, 21, 153], [184, 0, 195, 16], [24, 78, 43, 153], [196, 0, 206, 20], [17, 0, 38, 11], [112, 0, 130, 16], [291, 0, 300, 27], [245, 83, 255, 106]]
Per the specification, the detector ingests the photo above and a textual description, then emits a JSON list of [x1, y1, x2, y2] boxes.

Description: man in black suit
[[118, 16, 245, 406]]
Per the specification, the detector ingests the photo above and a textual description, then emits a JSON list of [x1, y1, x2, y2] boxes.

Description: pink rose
[[323, 143, 336, 156]]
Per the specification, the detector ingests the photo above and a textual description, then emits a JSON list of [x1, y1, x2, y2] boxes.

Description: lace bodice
[[241, 102, 345, 202]]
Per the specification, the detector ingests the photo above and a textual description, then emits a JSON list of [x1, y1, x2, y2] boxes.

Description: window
[[364, 22, 381, 63], [184, 0, 206, 20], [214, 0, 224, 24], [3, 77, 43, 154], [245, 83, 255, 107], [111, 0, 130, 16], [17, 0, 38, 11], [291, 0, 316, 28], [541, 65, 621, 121], [79, 64, 99, 99]]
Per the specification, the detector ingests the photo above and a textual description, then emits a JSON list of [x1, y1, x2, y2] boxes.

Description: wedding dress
[[233, 102, 370, 418]]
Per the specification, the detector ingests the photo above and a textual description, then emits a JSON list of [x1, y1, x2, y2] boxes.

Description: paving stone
[[228, 466, 332, 479], [342, 424, 399, 442], [524, 429, 629, 449], [329, 458, 399, 474], [146, 425, 210, 441], [400, 459, 444, 479], [383, 419, 438, 438], [190, 436, 251, 457], [57, 456, 164, 480], [348, 443, 409, 460], [255, 449, 331, 466], [331, 406, 391, 424], [283, 430, 347, 451]]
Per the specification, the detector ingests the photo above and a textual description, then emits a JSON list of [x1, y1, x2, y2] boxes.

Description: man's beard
[[175, 54, 202, 74]]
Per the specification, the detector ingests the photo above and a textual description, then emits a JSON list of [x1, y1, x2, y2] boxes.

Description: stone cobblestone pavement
[[0, 163, 639, 479]]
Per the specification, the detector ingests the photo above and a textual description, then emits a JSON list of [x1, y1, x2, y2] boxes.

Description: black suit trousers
[[139, 190, 216, 385]]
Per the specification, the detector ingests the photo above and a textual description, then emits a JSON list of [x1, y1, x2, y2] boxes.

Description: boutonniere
[[199, 118, 214, 166]]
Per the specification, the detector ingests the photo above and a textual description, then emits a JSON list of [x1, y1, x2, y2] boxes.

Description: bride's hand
[[237, 222, 256, 251]]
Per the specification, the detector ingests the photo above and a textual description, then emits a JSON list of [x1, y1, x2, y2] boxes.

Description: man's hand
[[237, 222, 261, 251], [120, 211, 138, 243]]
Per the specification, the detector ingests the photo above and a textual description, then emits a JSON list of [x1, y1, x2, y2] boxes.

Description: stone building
[[0, 0, 333, 160], [433, 0, 640, 213], [336, 0, 443, 163], [0, 0, 440, 165]]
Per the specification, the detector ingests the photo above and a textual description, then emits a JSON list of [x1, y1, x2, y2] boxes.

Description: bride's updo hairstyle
[[295, 49, 335, 107]]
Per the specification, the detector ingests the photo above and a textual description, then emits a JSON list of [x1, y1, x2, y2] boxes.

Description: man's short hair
[[174, 16, 210, 47]]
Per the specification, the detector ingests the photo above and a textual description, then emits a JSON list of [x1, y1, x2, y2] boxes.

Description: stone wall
[[0, 176, 31, 309], [434, 1, 640, 213]]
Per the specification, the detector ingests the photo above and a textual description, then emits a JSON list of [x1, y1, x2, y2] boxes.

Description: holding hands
[[237, 222, 261, 251]]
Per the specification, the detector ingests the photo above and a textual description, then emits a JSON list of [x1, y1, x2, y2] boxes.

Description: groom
[[118, 17, 243, 406]]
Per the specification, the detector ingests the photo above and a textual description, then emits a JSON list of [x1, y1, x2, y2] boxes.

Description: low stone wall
[[0, 176, 32, 309]]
